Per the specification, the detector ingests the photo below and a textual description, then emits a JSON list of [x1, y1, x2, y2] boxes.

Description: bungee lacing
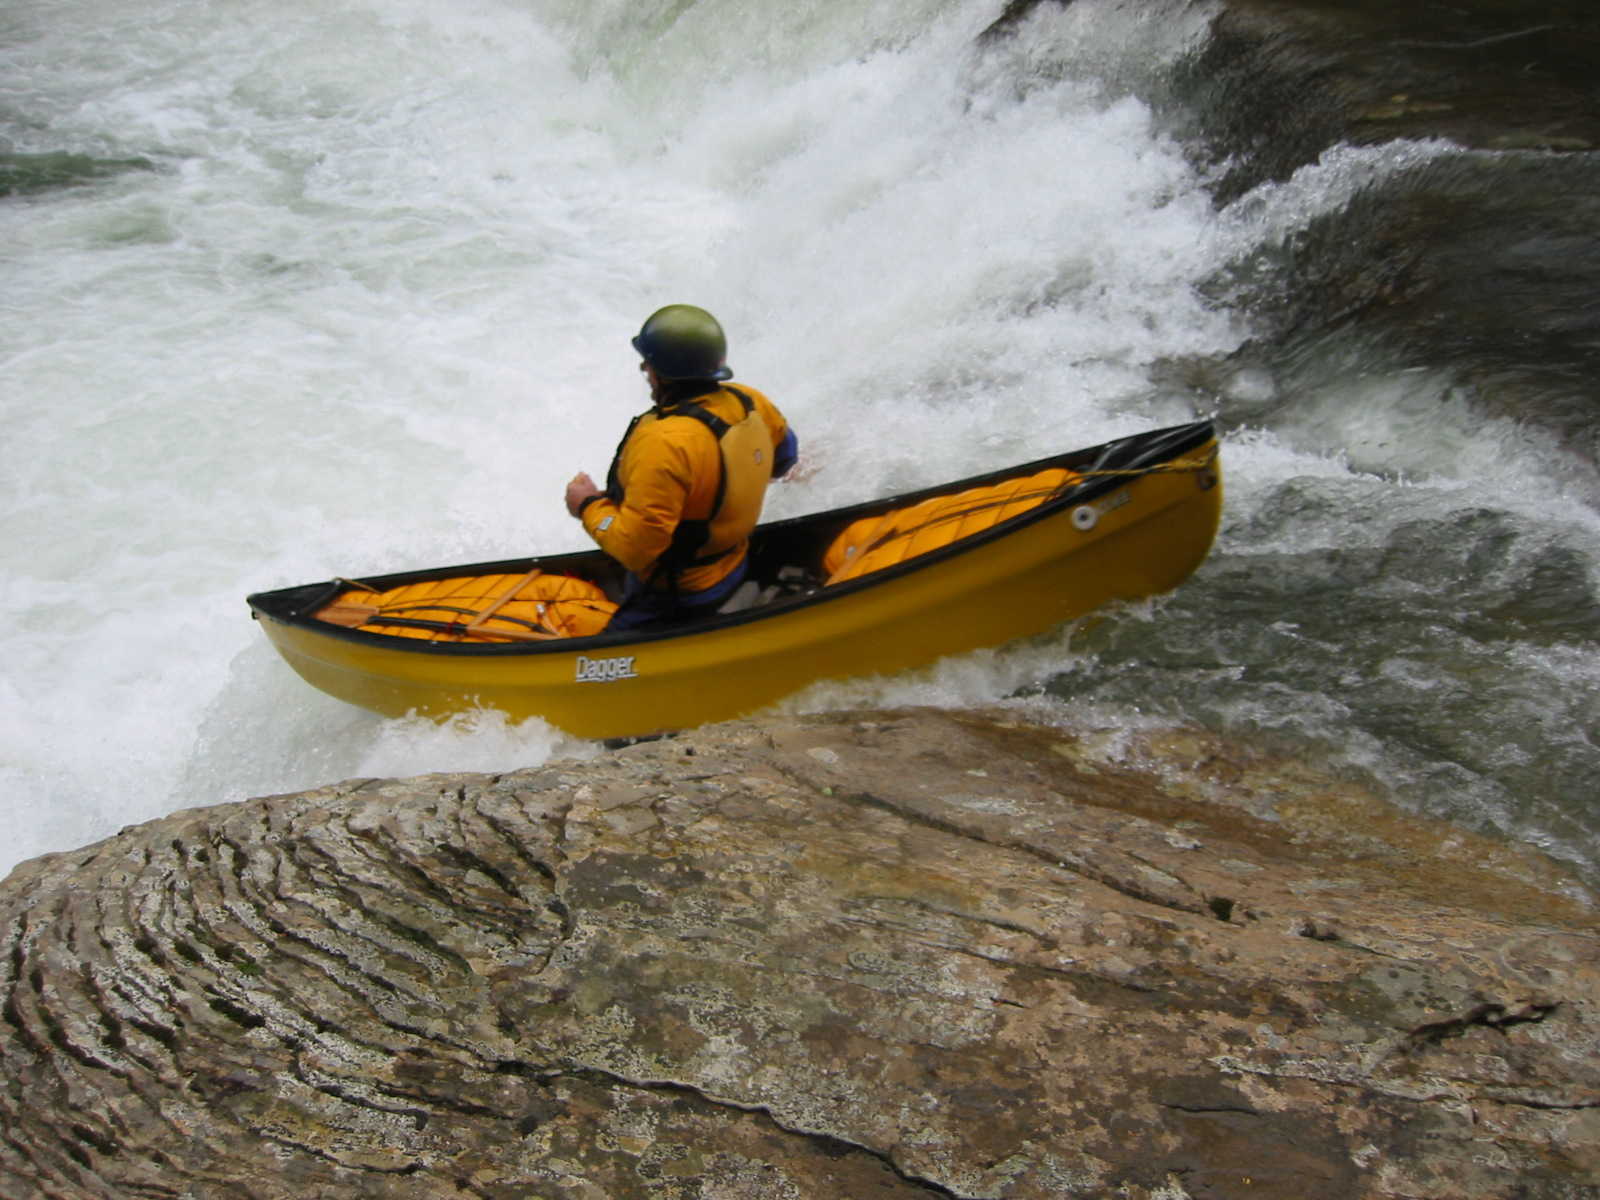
[[317, 571, 616, 641]]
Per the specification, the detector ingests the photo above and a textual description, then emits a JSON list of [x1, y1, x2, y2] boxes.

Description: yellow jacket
[[580, 384, 793, 594]]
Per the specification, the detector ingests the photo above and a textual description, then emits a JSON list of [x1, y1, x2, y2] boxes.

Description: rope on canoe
[[373, 603, 553, 634], [1069, 442, 1220, 480], [351, 614, 561, 642]]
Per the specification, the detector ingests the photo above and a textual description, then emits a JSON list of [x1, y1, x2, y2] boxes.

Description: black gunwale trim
[[246, 421, 1215, 658]]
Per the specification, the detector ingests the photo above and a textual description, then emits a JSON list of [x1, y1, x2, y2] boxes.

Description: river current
[[4, 0, 1596, 887]]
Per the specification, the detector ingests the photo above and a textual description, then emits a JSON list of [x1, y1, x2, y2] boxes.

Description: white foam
[[2, 0, 1594, 882]]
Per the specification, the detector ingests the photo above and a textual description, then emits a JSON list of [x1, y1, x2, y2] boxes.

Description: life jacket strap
[[661, 388, 757, 571], [600, 388, 760, 593]]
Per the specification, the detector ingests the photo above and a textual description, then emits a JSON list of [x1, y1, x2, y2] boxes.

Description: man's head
[[632, 305, 733, 384]]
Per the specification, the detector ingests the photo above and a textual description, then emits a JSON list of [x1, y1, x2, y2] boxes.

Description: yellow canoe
[[247, 421, 1222, 740]]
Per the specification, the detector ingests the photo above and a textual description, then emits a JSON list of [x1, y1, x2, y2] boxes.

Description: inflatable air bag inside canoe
[[317, 572, 616, 641], [823, 467, 1080, 585]]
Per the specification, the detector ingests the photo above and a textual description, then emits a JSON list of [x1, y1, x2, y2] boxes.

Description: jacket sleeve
[[747, 387, 798, 478], [772, 426, 799, 479], [579, 427, 698, 577]]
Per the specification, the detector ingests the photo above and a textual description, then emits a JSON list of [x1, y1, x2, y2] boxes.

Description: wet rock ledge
[[2, 708, 1596, 1199]]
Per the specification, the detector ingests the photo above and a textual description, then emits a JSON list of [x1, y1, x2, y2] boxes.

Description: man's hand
[[565, 472, 601, 517], [778, 454, 818, 484]]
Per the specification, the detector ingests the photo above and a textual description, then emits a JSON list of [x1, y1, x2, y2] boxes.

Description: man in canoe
[[565, 304, 799, 630]]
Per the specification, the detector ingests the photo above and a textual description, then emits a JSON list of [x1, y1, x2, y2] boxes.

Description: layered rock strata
[[1, 709, 1595, 1198]]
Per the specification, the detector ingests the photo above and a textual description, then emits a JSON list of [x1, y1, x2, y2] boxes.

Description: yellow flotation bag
[[823, 467, 1080, 585], [316, 570, 616, 642]]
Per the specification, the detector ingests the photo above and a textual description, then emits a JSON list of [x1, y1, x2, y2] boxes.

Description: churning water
[[4, 0, 1596, 887]]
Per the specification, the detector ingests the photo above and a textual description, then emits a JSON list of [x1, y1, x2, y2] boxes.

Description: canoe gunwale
[[246, 420, 1217, 658]]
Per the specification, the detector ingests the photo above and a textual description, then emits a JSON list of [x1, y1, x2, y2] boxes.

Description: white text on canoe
[[575, 655, 639, 683]]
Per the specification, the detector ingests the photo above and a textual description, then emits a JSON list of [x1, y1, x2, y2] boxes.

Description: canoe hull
[[252, 436, 1222, 740]]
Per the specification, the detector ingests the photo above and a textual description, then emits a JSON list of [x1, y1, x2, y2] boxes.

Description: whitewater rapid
[[4, 0, 1596, 886]]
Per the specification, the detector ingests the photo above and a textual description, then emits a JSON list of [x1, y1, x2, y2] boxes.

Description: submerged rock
[[0, 151, 155, 197], [1167, 0, 1600, 199], [988, 2, 1600, 459], [1, 708, 1595, 1198]]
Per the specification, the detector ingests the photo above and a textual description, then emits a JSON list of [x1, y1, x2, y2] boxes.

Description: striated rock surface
[[2, 707, 1596, 1198]]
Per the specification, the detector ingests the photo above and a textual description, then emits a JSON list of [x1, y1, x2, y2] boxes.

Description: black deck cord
[[375, 604, 551, 633], [351, 615, 485, 635]]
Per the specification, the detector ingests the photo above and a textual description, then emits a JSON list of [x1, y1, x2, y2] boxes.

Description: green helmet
[[631, 304, 733, 381]]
